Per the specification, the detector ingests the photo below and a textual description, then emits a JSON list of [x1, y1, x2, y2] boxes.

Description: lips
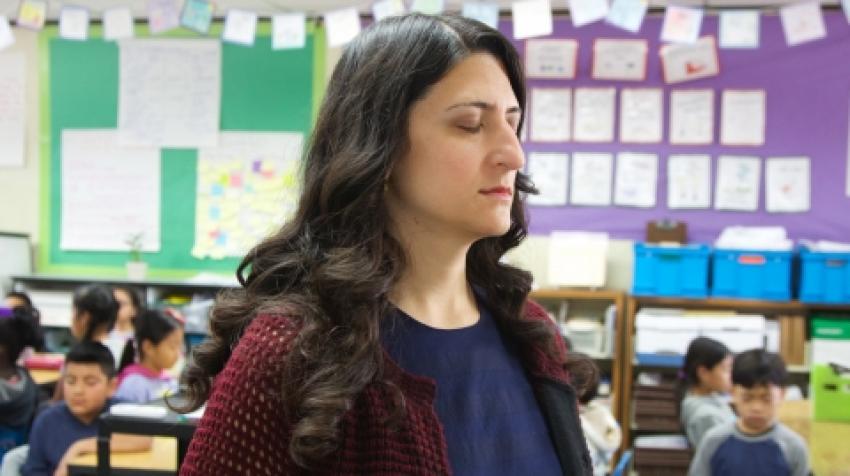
[[480, 186, 513, 198]]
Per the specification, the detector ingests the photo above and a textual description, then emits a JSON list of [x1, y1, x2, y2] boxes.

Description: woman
[[179, 13, 591, 475]]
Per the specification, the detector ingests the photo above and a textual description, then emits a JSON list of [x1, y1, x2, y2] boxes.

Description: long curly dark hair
[[178, 13, 562, 469]]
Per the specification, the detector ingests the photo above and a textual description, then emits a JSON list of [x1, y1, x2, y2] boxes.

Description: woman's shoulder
[[223, 313, 301, 377]]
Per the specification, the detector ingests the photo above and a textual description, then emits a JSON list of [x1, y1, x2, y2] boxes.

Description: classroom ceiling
[[0, 0, 843, 20]]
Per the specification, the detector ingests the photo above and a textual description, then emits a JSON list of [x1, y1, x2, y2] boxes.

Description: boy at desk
[[688, 349, 809, 476], [22, 342, 150, 476]]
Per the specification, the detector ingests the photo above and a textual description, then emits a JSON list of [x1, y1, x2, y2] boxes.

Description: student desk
[[778, 400, 850, 476], [67, 436, 177, 476], [29, 368, 61, 385], [93, 401, 197, 476]]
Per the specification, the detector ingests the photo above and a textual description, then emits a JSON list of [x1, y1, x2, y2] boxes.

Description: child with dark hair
[[70, 285, 118, 345], [115, 309, 183, 403], [680, 336, 735, 447], [21, 342, 150, 476], [569, 353, 621, 476], [0, 307, 42, 459], [4, 291, 44, 355], [688, 349, 808, 476], [104, 286, 143, 366]]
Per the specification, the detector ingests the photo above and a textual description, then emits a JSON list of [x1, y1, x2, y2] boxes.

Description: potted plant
[[125, 232, 147, 280]]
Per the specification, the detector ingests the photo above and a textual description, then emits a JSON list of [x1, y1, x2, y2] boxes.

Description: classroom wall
[[0, 28, 41, 246]]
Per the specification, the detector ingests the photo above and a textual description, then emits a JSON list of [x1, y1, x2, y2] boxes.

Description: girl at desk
[[680, 337, 735, 447], [0, 307, 42, 458], [115, 309, 183, 403], [104, 286, 143, 367]]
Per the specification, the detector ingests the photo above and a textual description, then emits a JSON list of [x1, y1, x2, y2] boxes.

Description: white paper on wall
[[60, 129, 161, 252], [571, 152, 613, 206], [530, 88, 571, 142], [592, 38, 647, 81], [719, 10, 760, 49], [573, 87, 616, 143], [525, 39, 577, 79], [614, 152, 658, 208], [669, 89, 714, 145], [619, 88, 662, 143], [512, 0, 554, 40], [667, 154, 711, 209], [715, 155, 761, 211], [0, 53, 26, 167], [527, 152, 569, 206], [765, 157, 810, 213], [118, 39, 220, 148], [720, 89, 766, 146]]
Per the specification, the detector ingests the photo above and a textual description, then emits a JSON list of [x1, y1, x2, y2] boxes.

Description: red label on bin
[[738, 255, 766, 265]]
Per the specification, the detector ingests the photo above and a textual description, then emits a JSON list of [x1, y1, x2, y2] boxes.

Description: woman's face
[[387, 53, 524, 244]]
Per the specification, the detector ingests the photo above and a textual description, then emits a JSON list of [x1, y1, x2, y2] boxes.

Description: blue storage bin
[[800, 248, 850, 303], [712, 249, 793, 301], [632, 243, 710, 298]]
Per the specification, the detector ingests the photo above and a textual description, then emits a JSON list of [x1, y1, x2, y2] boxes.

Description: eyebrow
[[446, 101, 522, 115]]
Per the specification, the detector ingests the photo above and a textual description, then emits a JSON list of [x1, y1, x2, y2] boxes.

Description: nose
[[491, 119, 525, 171]]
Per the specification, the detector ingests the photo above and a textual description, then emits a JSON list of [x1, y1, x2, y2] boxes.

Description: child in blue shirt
[[115, 309, 183, 403], [688, 349, 809, 476], [21, 342, 150, 476]]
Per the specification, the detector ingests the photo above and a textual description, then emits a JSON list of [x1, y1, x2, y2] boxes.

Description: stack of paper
[[799, 240, 850, 252], [715, 226, 793, 251]]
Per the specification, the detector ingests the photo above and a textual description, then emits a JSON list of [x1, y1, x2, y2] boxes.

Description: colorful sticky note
[[606, 0, 647, 33], [181, 0, 214, 34], [661, 5, 703, 44], [252, 160, 262, 173], [211, 184, 224, 196], [462, 2, 499, 29], [148, 0, 180, 34], [411, 0, 445, 14], [209, 206, 221, 220], [16, 0, 47, 30], [230, 173, 243, 187]]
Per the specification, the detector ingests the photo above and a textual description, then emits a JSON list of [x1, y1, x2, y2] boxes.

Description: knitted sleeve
[[180, 314, 300, 475]]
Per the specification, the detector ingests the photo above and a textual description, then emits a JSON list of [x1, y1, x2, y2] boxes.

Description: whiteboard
[[0, 232, 32, 296]]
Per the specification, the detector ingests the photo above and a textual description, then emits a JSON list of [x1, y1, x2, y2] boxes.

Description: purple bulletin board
[[501, 12, 850, 243]]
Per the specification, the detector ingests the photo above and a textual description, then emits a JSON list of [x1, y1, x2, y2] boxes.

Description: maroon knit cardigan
[[180, 300, 591, 475]]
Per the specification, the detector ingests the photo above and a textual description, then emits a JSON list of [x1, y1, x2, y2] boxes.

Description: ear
[[141, 339, 156, 358], [695, 365, 710, 382], [107, 376, 118, 396]]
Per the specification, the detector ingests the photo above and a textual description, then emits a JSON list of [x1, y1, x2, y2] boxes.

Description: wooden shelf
[[619, 294, 844, 455], [530, 288, 625, 301]]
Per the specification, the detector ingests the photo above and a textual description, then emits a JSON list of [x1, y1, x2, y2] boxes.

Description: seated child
[[688, 349, 809, 476], [0, 307, 42, 460], [115, 309, 183, 403], [104, 286, 143, 367], [4, 292, 45, 358], [21, 342, 150, 476], [568, 352, 621, 476], [680, 337, 735, 447]]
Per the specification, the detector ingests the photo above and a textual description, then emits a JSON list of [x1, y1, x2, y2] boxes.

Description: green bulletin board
[[40, 22, 324, 278]]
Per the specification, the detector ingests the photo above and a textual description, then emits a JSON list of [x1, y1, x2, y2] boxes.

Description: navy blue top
[[21, 399, 118, 476], [688, 421, 809, 476], [381, 299, 561, 476]]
